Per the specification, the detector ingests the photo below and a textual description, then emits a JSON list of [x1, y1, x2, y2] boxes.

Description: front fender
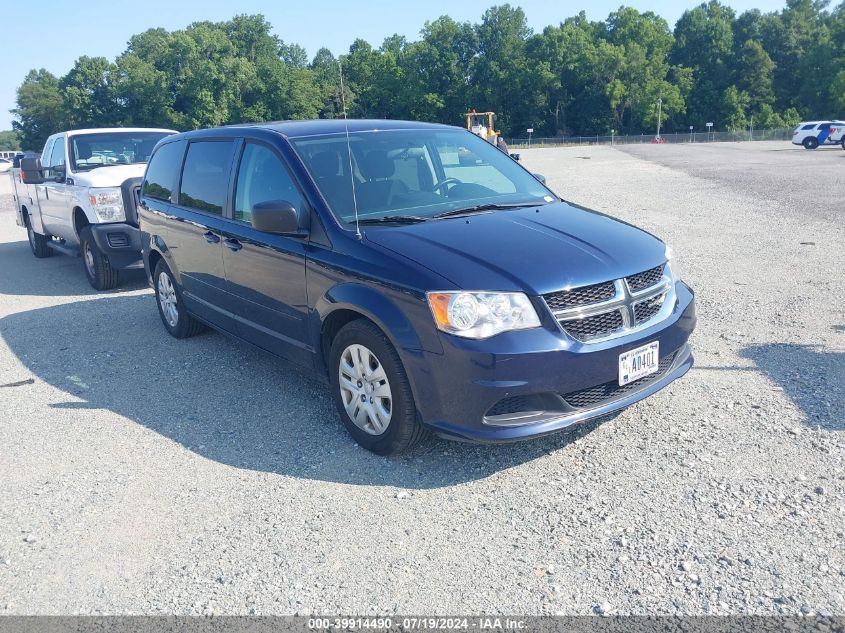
[[316, 282, 443, 356]]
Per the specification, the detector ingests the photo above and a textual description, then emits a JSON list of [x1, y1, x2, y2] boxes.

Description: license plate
[[619, 341, 659, 386]]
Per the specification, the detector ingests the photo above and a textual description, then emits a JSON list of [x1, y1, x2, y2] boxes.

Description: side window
[[142, 141, 185, 203], [50, 137, 66, 169], [42, 137, 66, 179], [801, 124, 816, 130], [234, 143, 304, 224], [179, 141, 236, 215], [818, 123, 831, 131], [41, 139, 55, 166]]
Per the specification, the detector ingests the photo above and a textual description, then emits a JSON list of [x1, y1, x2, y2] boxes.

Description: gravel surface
[[0, 141, 842, 616]]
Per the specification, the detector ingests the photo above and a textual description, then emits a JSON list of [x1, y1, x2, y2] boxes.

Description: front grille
[[626, 265, 665, 293], [560, 310, 624, 342], [544, 281, 615, 311], [486, 395, 537, 417], [634, 294, 665, 324], [561, 353, 677, 409]]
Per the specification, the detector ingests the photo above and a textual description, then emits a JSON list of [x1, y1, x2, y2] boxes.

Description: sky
[[3, 0, 790, 131]]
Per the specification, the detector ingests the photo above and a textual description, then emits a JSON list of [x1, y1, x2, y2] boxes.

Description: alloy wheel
[[157, 271, 179, 327], [338, 343, 393, 435]]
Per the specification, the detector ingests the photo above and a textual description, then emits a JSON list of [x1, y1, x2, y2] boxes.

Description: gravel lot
[[0, 141, 842, 616]]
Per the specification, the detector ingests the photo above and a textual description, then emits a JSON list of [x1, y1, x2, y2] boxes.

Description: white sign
[[706, 122, 714, 127], [527, 128, 534, 134], [689, 126, 694, 130]]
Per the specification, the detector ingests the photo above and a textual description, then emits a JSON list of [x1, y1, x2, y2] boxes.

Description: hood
[[364, 202, 667, 295], [71, 164, 146, 188]]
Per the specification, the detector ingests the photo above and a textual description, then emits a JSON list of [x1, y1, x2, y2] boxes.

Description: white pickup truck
[[12, 127, 176, 289]]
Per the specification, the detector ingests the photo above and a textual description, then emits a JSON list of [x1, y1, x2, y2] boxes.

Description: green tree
[[61, 56, 119, 128], [672, 1, 737, 126], [0, 130, 21, 151], [12, 69, 64, 150]]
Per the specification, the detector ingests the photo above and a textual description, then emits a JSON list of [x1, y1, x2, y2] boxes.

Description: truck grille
[[561, 353, 676, 409], [543, 263, 670, 342]]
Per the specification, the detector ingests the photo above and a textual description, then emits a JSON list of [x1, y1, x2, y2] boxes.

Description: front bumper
[[404, 281, 697, 443], [89, 223, 143, 270]]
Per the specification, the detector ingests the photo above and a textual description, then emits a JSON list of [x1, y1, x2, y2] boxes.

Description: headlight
[[88, 187, 125, 222], [665, 244, 682, 283], [427, 291, 541, 339]]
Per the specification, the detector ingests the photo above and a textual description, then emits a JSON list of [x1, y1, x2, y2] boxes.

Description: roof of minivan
[[227, 119, 460, 138]]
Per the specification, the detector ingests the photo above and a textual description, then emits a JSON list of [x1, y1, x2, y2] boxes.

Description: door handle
[[223, 238, 243, 252], [203, 231, 220, 244]]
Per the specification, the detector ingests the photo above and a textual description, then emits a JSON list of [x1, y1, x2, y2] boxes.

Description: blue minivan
[[138, 120, 696, 454]]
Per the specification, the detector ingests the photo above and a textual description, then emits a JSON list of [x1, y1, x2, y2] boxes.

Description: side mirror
[[533, 173, 546, 184], [20, 157, 45, 185], [250, 200, 304, 235]]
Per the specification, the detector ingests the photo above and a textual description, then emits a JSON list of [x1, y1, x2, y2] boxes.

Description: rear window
[[142, 141, 185, 203], [179, 141, 236, 215]]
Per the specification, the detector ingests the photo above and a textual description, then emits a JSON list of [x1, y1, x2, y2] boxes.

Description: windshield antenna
[[338, 60, 361, 240]]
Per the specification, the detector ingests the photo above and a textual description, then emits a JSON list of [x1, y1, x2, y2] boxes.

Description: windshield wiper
[[356, 215, 429, 225], [432, 201, 546, 219]]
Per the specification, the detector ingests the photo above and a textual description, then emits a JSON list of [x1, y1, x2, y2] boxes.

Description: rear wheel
[[803, 137, 819, 150], [329, 319, 428, 455], [24, 213, 52, 258], [153, 260, 204, 338], [79, 226, 119, 290], [841, 138, 845, 151]]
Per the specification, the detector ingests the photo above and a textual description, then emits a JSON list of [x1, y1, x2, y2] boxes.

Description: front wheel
[[329, 319, 428, 455], [153, 260, 204, 339], [80, 227, 119, 290], [25, 214, 53, 258], [803, 137, 819, 150], [841, 138, 845, 151]]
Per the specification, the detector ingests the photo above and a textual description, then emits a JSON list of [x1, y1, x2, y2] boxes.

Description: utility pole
[[655, 97, 663, 142], [749, 115, 754, 142]]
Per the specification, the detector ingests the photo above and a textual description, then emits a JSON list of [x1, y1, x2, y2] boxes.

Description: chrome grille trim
[[543, 263, 673, 343]]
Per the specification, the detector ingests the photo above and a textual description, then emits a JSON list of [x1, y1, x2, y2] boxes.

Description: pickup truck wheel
[[79, 227, 119, 290], [25, 215, 53, 258], [153, 260, 204, 338], [803, 137, 819, 150], [329, 319, 429, 455]]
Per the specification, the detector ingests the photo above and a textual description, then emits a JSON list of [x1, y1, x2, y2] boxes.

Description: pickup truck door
[[38, 136, 75, 241], [218, 141, 311, 366]]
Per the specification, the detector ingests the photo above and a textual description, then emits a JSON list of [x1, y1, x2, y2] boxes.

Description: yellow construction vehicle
[[465, 110, 501, 144]]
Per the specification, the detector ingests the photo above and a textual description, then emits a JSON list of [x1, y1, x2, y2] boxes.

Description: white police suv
[[792, 120, 845, 149]]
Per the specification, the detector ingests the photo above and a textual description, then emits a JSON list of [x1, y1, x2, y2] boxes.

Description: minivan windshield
[[290, 129, 554, 224], [70, 131, 173, 171]]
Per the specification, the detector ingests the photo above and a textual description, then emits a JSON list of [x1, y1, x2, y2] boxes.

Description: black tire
[[79, 226, 119, 290], [24, 213, 52, 258], [803, 137, 819, 150], [841, 138, 845, 151], [153, 259, 205, 339], [329, 319, 429, 455]]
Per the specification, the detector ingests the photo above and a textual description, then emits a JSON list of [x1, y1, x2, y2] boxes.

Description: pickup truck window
[[71, 131, 171, 171], [143, 141, 185, 203], [234, 143, 304, 224], [46, 137, 66, 178], [179, 141, 236, 216]]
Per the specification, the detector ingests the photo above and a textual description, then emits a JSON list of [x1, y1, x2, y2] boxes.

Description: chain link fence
[[507, 128, 793, 149]]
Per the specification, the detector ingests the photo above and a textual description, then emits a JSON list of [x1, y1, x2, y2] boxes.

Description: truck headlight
[[88, 188, 125, 222], [665, 244, 682, 283], [427, 291, 541, 339]]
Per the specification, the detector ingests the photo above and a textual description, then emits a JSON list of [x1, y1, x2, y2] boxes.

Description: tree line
[[11, 1, 845, 151]]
